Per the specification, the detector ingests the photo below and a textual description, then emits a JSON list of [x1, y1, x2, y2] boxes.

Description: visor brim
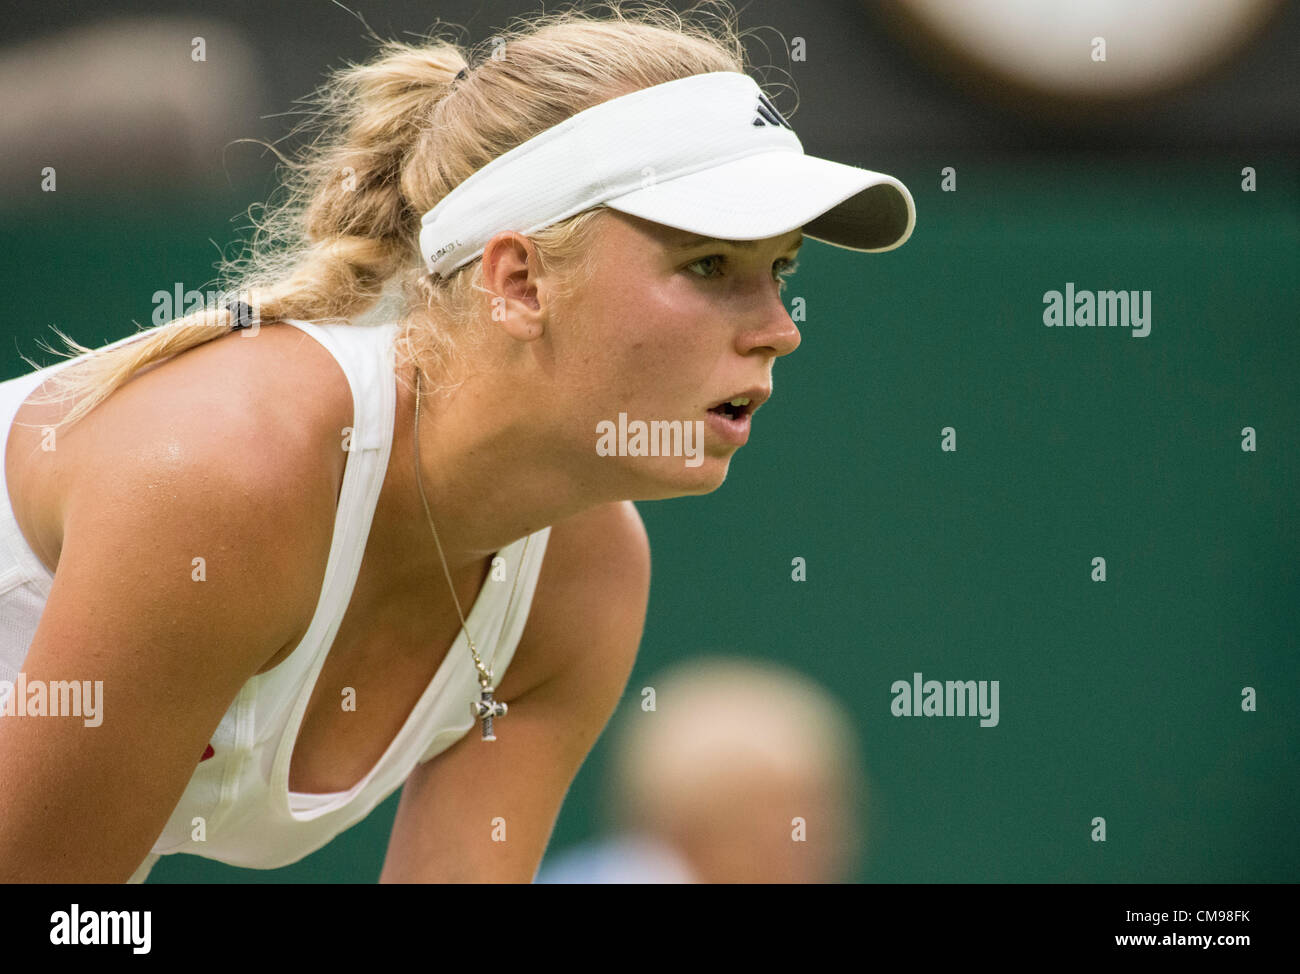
[[602, 151, 915, 253]]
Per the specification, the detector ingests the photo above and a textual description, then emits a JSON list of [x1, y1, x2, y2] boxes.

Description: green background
[[3, 152, 1296, 882]]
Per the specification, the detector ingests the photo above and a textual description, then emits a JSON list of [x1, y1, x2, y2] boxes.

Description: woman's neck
[[365, 363, 593, 587]]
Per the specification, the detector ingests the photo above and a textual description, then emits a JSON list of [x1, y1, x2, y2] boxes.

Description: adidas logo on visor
[[752, 92, 792, 130]]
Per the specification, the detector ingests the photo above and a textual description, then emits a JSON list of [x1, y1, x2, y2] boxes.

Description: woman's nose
[[740, 295, 801, 358]]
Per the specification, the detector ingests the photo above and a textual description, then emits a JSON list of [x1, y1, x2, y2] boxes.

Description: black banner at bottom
[[2, 882, 1281, 960]]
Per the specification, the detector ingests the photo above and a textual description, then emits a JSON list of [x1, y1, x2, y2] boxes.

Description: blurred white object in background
[[0, 16, 264, 198], [535, 833, 698, 884], [882, 0, 1287, 102]]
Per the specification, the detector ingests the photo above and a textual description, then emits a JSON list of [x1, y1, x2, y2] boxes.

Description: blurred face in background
[[658, 764, 859, 884], [613, 664, 865, 884]]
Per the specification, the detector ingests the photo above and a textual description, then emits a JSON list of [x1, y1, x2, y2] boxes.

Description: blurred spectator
[[537, 657, 867, 884]]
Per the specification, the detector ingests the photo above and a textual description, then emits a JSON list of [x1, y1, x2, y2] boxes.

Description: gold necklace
[[413, 366, 530, 741]]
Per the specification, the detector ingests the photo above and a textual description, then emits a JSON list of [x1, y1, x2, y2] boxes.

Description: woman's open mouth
[[706, 392, 764, 446], [707, 396, 751, 421]]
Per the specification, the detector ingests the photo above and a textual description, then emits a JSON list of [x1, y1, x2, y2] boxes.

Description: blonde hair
[[24, 0, 776, 436]]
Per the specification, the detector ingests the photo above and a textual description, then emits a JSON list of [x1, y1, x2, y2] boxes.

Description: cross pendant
[[471, 686, 508, 741]]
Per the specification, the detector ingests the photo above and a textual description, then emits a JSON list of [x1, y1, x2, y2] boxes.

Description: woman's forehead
[[669, 229, 805, 252], [598, 209, 803, 254]]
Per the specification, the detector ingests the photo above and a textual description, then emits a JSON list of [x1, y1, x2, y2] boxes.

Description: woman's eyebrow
[[671, 231, 804, 253]]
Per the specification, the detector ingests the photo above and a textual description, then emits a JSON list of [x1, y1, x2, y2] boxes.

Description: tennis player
[[0, 4, 913, 883]]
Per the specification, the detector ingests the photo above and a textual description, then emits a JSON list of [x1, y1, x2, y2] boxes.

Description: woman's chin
[[627, 451, 733, 499]]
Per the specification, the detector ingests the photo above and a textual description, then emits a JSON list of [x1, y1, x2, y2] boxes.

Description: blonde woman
[[0, 2, 913, 883]]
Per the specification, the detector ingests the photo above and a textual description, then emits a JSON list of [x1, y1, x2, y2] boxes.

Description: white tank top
[[0, 319, 552, 882]]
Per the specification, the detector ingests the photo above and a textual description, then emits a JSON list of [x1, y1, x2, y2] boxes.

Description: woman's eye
[[686, 255, 727, 278], [686, 254, 800, 289]]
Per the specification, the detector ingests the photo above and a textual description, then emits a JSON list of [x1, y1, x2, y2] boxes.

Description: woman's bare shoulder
[[6, 322, 354, 577]]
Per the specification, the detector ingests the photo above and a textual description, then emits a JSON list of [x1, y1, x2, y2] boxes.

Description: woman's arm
[[0, 385, 336, 883], [379, 500, 651, 883]]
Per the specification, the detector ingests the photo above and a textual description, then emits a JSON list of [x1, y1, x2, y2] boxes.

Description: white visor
[[418, 70, 915, 278]]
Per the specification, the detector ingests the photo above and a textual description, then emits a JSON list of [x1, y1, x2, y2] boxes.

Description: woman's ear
[[480, 231, 547, 342]]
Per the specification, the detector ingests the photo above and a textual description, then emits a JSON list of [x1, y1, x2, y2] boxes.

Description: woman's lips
[[705, 406, 751, 445]]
